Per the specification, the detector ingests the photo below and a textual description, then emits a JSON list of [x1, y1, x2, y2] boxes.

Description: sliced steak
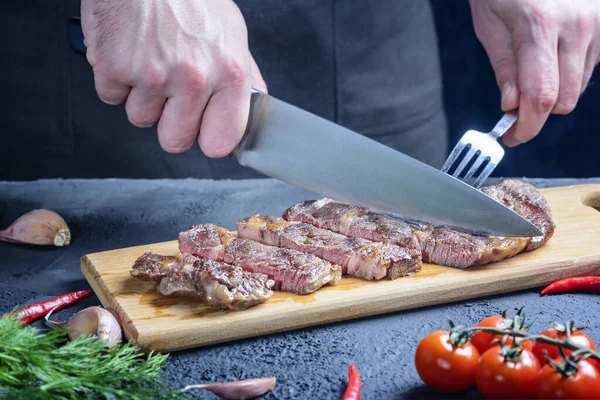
[[481, 179, 555, 251], [130, 252, 181, 281], [282, 180, 554, 269], [415, 180, 555, 268], [178, 224, 342, 294], [283, 198, 422, 271], [130, 252, 274, 310], [236, 216, 420, 280]]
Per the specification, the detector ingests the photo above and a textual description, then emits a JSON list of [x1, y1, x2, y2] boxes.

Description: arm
[[81, 0, 267, 157], [469, 0, 600, 146]]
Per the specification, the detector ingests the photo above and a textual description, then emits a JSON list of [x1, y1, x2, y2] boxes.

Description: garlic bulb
[[0, 209, 71, 246], [46, 306, 122, 346], [181, 377, 277, 399]]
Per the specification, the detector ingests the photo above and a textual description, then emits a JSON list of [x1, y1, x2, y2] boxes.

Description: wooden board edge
[[142, 258, 600, 352], [80, 255, 140, 345]]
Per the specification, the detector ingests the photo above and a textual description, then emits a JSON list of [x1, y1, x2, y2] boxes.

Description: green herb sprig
[[0, 314, 185, 400]]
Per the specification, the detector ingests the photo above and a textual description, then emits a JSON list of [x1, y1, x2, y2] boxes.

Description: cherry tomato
[[535, 358, 600, 399], [532, 328, 597, 366], [475, 346, 540, 399], [415, 330, 480, 393], [471, 315, 532, 354]]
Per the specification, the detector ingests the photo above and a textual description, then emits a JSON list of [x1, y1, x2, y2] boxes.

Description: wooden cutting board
[[81, 184, 600, 352]]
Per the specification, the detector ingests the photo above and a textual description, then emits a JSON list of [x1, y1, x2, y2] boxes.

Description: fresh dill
[[0, 314, 185, 400]]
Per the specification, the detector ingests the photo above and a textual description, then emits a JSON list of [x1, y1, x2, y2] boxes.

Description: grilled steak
[[236, 216, 420, 280], [282, 180, 555, 269], [130, 252, 181, 281], [179, 224, 342, 294], [283, 198, 422, 271], [416, 180, 555, 267], [130, 252, 274, 310], [481, 180, 555, 251]]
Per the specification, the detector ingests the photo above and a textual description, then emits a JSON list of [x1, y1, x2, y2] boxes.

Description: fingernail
[[501, 82, 512, 104]]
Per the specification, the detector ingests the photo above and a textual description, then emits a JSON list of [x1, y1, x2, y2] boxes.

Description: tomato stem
[[465, 326, 600, 362]]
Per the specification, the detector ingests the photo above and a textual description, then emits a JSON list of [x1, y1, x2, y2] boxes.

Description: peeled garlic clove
[[181, 377, 276, 399], [0, 209, 71, 246], [46, 306, 122, 346]]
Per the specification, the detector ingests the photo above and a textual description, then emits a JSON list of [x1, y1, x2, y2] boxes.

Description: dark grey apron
[[0, 0, 447, 180]]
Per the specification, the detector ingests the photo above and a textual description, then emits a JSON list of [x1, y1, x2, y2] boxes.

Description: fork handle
[[490, 111, 518, 138]]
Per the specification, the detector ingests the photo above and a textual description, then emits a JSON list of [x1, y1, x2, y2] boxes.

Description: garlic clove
[[181, 377, 277, 399], [0, 209, 71, 247], [46, 306, 122, 346]]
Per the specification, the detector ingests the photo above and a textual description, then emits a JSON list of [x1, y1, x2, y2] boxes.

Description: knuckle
[[139, 66, 167, 93], [223, 58, 249, 88], [574, 15, 592, 38], [179, 62, 207, 92], [534, 87, 559, 113]]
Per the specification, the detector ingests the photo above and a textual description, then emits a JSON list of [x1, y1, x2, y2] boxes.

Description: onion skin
[[0, 209, 71, 246]]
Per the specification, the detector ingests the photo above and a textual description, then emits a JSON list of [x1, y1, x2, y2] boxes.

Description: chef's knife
[[233, 90, 543, 237], [67, 24, 541, 237]]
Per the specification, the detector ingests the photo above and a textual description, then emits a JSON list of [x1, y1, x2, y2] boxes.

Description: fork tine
[[451, 147, 478, 178], [441, 144, 467, 173], [473, 161, 496, 188], [463, 155, 488, 184]]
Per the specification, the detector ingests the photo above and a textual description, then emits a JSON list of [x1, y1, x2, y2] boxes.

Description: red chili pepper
[[15, 290, 93, 325], [342, 364, 361, 400], [541, 276, 600, 295]]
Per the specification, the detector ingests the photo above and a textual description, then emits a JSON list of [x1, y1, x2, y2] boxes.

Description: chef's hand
[[81, 0, 267, 156], [470, 0, 600, 147]]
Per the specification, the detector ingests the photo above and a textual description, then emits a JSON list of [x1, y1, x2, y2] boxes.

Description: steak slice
[[282, 198, 422, 272], [130, 252, 180, 281], [236, 216, 420, 280], [481, 179, 555, 251], [282, 180, 555, 269], [130, 252, 274, 310], [178, 224, 342, 294], [415, 180, 555, 268]]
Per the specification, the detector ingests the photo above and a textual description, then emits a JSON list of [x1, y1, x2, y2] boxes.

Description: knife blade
[[233, 90, 543, 237]]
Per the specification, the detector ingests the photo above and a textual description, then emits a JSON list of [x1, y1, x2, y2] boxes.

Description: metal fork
[[441, 111, 518, 188]]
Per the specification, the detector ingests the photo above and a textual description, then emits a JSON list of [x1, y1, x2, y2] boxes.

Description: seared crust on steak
[[130, 252, 274, 310], [416, 180, 555, 267], [283, 198, 421, 272], [236, 216, 421, 280], [282, 180, 555, 269], [178, 223, 342, 294]]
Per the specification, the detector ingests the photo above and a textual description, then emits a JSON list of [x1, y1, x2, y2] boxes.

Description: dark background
[[1, 1, 599, 180], [431, 0, 600, 178]]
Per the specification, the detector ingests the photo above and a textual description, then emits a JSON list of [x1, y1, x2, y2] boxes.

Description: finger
[[482, 31, 520, 112], [80, 0, 99, 67], [504, 30, 559, 147], [552, 36, 587, 114], [249, 55, 268, 93], [198, 66, 251, 158], [125, 88, 167, 128], [470, 5, 520, 112], [581, 46, 597, 95], [94, 72, 130, 105], [157, 94, 209, 153]]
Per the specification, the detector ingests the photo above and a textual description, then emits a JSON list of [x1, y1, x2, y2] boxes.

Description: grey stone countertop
[[1, 178, 600, 399]]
